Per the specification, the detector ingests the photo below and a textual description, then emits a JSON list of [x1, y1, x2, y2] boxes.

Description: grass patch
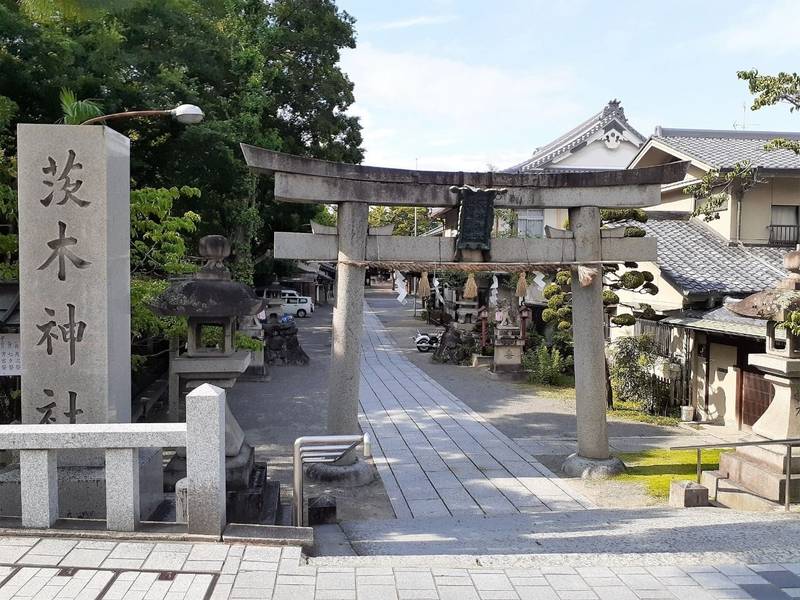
[[615, 448, 727, 498], [524, 376, 575, 400], [608, 400, 680, 427]]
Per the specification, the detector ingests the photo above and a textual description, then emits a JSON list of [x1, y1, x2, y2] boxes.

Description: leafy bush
[[609, 335, 658, 406], [522, 345, 574, 385]]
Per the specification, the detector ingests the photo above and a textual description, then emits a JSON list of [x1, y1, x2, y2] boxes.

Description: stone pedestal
[[709, 352, 800, 508], [746, 354, 800, 440], [492, 326, 525, 373]]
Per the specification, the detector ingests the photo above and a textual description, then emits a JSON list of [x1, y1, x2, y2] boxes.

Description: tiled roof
[[652, 128, 800, 171], [640, 216, 787, 297], [663, 306, 768, 339], [506, 100, 645, 172]]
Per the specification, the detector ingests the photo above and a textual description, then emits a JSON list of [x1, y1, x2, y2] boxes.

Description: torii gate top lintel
[[241, 144, 688, 209]]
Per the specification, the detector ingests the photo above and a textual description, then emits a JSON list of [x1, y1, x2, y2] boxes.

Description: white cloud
[[713, 0, 800, 55], [363, 14, 458, 31], [342, 43, 581, 170]]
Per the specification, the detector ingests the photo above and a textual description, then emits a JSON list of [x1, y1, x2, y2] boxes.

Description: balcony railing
[[769, 224, 800, 246]]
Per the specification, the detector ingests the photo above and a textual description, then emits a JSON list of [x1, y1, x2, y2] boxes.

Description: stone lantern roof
[[150, 235, 265, 318], [727, 249, 800, 321]]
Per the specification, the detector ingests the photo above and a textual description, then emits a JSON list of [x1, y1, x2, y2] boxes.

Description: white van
[[281, 289, 314, 313], [281, 296, 313, 318]]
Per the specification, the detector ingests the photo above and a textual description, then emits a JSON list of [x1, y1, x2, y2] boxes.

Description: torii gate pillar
[[562, 206, 625, 476], [329, 202, 369, 456]]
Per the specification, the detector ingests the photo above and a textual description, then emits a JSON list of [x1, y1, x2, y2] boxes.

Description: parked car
[[281, 296, 313, 318], [281, 289, 314, 313]]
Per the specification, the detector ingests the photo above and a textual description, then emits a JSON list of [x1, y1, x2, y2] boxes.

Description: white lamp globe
[[171, 104, 204, 125]]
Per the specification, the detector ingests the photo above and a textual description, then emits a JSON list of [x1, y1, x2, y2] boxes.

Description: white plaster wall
[[739, 178, 800, 244], [703, 343, 738, 427], [552, 138, 641, 170]]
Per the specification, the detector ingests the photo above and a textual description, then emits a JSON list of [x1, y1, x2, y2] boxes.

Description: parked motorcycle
[[414, 330, 442, 353]]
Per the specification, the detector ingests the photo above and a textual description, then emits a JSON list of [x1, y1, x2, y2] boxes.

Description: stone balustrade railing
[[0, 383, 227, 536]]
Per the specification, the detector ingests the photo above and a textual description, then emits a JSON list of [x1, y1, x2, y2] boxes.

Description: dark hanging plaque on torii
[[451, 185, 503, 261]]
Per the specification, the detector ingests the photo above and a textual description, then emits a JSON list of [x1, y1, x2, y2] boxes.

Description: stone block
[[17, 124, 131, 426], [186, 383, 227, 536], [668, 480, 708, 508], [105, 448, 139, 532], [20, 449, 57, 528]]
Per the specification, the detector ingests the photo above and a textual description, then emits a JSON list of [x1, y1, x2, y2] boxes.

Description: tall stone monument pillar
[[17, 124, 131, 427], [562, 206, 624, 477], [328, 202, 368, 452]]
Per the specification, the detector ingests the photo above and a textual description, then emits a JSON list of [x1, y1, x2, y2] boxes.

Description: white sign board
[[0, 333, 21, 375]]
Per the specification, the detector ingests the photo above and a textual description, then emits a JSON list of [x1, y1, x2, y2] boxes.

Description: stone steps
[[701, 470, 787, 512], [719, 451, 800, 503]]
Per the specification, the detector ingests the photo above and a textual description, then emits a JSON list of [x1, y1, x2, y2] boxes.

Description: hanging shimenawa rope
[[463, 272, 478, 299], [418, 271, 431, 298], [515, 271, 528, 297], [337, 259, 612, 272]]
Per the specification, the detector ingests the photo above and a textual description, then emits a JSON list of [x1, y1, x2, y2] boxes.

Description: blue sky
[[336, 0, 800, 171]]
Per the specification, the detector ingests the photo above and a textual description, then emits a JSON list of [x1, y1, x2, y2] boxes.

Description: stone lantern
[[151, 235, 265, 420], [492, 299, 526, 374]]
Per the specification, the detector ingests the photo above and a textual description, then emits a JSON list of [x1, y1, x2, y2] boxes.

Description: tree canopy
[[0, 0, 363, 284]]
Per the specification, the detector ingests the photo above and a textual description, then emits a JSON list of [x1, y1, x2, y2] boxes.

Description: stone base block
[[737, 443, 800, 473], [471, 354, 492, 368], [165, 445, 256, 493], [668, 480, 708, 507], [305, 457, 374, 487], [0, 448, 163, 520], [561, 453, 626, 479], [719, 450, 800, 503]]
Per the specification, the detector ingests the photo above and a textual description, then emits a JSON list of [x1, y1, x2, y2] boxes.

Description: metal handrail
[[671, 437, 800, 511], [292, 434, 371, 526]]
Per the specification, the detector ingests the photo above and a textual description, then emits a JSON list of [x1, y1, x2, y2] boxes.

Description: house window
[[770, 205, 800, 246], [517, 209, 544, 238]]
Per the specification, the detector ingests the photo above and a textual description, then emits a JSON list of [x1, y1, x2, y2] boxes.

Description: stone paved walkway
[[4, 533, 800, 599], [358, 305, 590, 519]]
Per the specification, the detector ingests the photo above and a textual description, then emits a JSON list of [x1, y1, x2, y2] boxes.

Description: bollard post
[[186, 383, 227, 537]]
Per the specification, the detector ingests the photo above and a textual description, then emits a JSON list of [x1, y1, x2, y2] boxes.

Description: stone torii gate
[[241, 144, 687, 476]]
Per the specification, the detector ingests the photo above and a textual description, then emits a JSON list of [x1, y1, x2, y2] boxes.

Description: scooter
[[414, 330, 442, 353]]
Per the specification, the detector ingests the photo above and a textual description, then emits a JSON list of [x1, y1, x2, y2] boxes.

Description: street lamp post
[[81, 104, 204, 126]]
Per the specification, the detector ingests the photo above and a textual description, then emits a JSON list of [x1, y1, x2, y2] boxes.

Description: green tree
[[738, 69, 800, 154], [541, 209, 658, 332], [368, 206, 437, 236], [0, 0, 363, 285]]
